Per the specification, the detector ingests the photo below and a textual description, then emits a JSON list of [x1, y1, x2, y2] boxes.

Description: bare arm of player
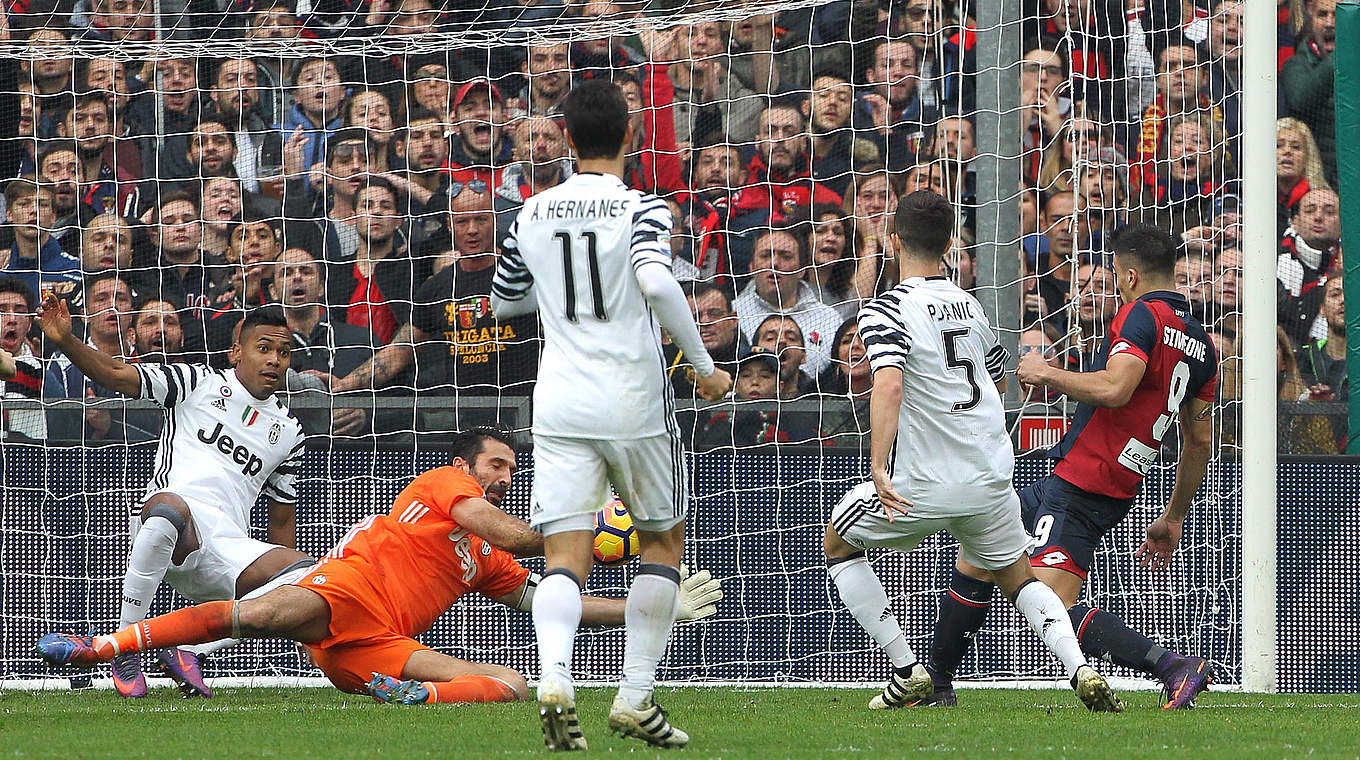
[[1016, 350, 1147, 408], [266, 499, 297, 550], [1136, 397, 1214, 571], [994, 375, 1009, 395], [868, 366, 912, 521], [0, 347, 15, 381], [449, 497, 544, 557], [36, 294, 141, 397], [331, 322, 424, 392]]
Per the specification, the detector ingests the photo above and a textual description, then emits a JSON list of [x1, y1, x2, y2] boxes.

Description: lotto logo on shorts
[[1038, 550, 1069, 566], [311, 574, 327, 585]]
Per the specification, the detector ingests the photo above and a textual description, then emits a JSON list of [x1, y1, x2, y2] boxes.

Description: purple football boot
[[1160, 654, 1213, 709], [157, 648, 213, 698], [111, 651, 148, 698]]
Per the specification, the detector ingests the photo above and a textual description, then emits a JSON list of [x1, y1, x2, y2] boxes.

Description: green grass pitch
[[6, 687, 1360, 759]]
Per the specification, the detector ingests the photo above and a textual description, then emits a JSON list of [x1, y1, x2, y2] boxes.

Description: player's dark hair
[[236, 305, 289, 342], [893, 190, 954, 259], [0, 276, 37, 311], [1109, 222, 1178, 281], [450, 426, 516, 464], [561, 79, 629, 161]]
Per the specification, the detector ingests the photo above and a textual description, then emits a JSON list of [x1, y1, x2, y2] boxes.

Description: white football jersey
[[492, 172, 676, 439], [857, 276, 1013, 516], [136, 364, 306, 529]]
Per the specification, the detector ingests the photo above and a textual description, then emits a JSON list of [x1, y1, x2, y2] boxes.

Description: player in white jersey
[[821, 191, 1122, 712], [38, 297, 310, 698], [490, 80, 732, 751]]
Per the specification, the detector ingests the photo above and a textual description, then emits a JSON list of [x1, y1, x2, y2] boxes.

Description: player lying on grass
[[38, 428, 723, 704], [39, 296, 313, 699], [826, 190, 1122, 713], [919, 224, 1218, 709]]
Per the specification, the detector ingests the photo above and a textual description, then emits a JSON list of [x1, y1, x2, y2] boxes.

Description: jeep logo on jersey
[[196, 422, 265, 476]]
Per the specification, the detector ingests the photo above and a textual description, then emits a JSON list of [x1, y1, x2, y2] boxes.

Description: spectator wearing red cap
[[444, 79, 514, 189]]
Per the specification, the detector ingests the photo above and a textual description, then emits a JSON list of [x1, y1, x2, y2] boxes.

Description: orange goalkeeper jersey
[[317, 466, 530, 638]]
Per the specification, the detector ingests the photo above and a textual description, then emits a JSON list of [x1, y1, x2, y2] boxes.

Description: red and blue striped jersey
[[1050, 291, 1218, 499]]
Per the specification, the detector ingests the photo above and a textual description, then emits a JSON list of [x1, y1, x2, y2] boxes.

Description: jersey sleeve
[[471, 546, 533, 600], [628, 197, 674, 273], [414, 467, 486, 518], [135, 363, 213, 408], [857, 297, 912, 372], [1106, 302, 1158, 364], [261, 430, 305, 504], [491, 217, 534, 303], [969, 303, 1011, 384]]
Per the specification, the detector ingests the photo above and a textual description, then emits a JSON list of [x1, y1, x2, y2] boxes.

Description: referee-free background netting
[[0, 0, 1330, 690]]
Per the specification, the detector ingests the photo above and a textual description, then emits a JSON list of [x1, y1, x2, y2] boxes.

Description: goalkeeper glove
[[676, 564, 723, 622]]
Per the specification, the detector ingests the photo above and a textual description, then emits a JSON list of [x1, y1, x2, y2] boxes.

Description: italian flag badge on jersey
[[242, 408, 259, 427]]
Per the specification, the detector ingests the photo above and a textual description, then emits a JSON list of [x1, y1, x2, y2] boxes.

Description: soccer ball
[[593, 498, 638, 566]]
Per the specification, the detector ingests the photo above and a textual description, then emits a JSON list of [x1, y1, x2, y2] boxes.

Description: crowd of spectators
[[0, 0, 1346, 452]]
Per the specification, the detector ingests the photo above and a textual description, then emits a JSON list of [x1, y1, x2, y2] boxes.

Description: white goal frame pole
[[1239, 0, 1279, 694]]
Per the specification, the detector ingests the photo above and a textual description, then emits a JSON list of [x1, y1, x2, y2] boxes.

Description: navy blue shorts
[[1018, 474, 1135, 579]]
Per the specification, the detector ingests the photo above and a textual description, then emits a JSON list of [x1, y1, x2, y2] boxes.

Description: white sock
[[533, 571, 582, 696], [118, 516, 179, 628], [617, 564, 681, 709], [1014, 579, 1086, 675], [828, 557, 915, 669]]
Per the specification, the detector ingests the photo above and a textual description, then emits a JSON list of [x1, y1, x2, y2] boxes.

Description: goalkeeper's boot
[[608, 694, 689, 748], [868, 662, 935, 709], [34, 632, 103, 667], [538, 681, 588, 751], [1072, 665, 1123, 713], [367, 672, 431, 705], [157, 648, 213, 698], [1160, 655, 1213, 709]]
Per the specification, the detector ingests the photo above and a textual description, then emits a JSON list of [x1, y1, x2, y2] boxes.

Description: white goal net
[[0, 0, 1268, 690]]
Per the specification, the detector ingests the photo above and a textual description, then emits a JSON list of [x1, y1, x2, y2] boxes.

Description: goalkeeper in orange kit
[[37, 428, 722, 703]]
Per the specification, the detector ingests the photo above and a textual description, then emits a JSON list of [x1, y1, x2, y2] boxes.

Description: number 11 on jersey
[[554, 230, 607, 322]]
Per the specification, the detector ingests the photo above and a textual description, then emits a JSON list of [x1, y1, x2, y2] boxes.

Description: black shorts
[[1018, 474, 1135, 579]]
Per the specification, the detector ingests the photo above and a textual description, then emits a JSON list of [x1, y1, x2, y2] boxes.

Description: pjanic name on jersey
[[533, 198, 629, 221], [927, 300, 976, 322]]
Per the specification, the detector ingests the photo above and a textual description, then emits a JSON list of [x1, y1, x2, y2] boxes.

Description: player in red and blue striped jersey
[[923, 223, 1219, 709]]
